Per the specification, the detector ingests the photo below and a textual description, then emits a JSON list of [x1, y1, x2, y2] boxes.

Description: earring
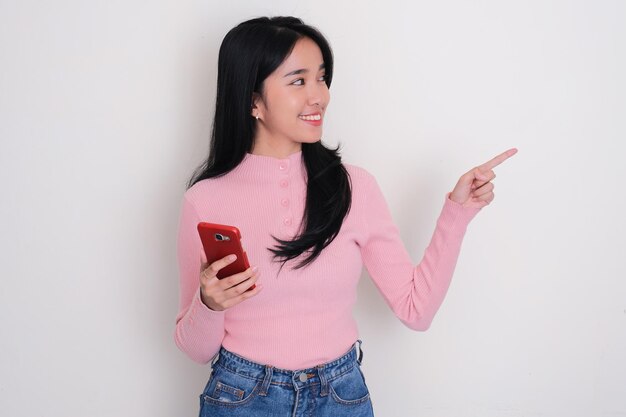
[[255, 115, 259, 120]]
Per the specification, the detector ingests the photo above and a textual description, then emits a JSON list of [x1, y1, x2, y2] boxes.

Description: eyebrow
[[283, 63, 325, 78]]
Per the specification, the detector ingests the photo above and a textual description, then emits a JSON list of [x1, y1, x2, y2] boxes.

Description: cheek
[[266, 90, 299, 116], [323, 87, 330, 103]]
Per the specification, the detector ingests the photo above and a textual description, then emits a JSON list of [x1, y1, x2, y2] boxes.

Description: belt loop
[[210, 352, 219, 367], [356, 339, 363, 365], [258, 365, 273, 396], [317, 364, 329, 397]]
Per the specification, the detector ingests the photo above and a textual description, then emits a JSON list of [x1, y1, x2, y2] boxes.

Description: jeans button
[[299, 373, 308, 382]]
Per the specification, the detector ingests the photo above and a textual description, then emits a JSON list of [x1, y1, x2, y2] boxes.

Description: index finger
[[203, 254, 237, 277], [479, 148, 518, 170]]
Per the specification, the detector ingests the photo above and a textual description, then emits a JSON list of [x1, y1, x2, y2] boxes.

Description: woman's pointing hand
[[449, 148, 518, 208]]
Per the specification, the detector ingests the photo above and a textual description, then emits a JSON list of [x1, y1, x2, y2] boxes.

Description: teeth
[[299, 114, 321, 121]]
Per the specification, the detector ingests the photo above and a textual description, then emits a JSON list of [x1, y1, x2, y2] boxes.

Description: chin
[[300, 136, 322, 145]]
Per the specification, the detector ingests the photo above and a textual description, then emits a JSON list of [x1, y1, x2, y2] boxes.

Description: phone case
[[197, 222, 255, 290]]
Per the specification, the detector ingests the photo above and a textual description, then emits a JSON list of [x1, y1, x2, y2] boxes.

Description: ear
[[251, 92, 265, 120]]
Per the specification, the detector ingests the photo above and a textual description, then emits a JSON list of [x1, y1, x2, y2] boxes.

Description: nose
[[306, 81, 328, 107]]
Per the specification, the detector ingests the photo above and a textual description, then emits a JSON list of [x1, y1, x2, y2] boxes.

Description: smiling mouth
[[298, 113, 322, 121]]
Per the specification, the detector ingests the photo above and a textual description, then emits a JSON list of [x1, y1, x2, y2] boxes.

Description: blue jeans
[[198, 339, 375, 417]]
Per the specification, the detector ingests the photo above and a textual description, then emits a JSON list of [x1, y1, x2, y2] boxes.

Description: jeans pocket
[[200, 365, 261, 407], [328, 364, 371, 405]]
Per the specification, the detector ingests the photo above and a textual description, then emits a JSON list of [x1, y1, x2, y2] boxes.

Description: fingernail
[[229, 254, 237, 261], [252, 266, 258, 273]]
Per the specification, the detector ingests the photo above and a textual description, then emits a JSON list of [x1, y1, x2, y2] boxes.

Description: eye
[[290, 78, 304, 86], [318, 74, 327, 82]]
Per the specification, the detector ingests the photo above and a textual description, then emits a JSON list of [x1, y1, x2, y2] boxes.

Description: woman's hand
[[449, 148, 518, 208], [199, 255, 262, 311]]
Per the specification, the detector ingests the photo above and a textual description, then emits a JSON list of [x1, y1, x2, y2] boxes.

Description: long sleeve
[[173, 194, 226, 364], [359, 173, 482, 331]]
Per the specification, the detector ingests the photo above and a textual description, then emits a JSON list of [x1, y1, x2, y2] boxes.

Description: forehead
[[276, 37, 324, 73]]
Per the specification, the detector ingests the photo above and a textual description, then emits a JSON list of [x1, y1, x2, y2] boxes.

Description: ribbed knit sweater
[[174, 150, 481, 370]]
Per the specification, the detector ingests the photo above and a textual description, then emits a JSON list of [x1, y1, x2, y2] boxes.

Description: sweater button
[[279, 179, 289, 188], [279, 162, 287, 171], [283, 218, 292, 226], [281, 198, 289, 207]]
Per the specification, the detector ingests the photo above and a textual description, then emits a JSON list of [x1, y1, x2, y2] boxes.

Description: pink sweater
[[174, 150, 481, 370]]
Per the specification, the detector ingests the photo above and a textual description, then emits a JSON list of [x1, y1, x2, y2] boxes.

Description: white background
[[1, 1, 625, 416]]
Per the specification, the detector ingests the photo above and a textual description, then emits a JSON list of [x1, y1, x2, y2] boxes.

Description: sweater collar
[[233, 150, 305, 180]]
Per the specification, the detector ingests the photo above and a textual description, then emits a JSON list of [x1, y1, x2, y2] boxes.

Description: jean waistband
[[211, 340, 364, 396]]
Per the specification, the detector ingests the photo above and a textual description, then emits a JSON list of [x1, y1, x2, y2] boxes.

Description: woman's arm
[[173, 195, 226, 364], [359, 149, 516, 330], [359, 172, 481, 331]]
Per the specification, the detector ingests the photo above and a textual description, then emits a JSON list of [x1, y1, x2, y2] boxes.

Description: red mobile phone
[[197, 222, 255, 290]]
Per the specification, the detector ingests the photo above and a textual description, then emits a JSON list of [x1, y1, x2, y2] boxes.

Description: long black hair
[[187, 16, 352, 269]]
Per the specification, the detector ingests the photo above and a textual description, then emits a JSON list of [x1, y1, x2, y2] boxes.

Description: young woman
[[174, 16, 516, 417]]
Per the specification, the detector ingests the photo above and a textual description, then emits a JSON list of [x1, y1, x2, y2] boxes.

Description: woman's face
[[252, 37, 330, 155]]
